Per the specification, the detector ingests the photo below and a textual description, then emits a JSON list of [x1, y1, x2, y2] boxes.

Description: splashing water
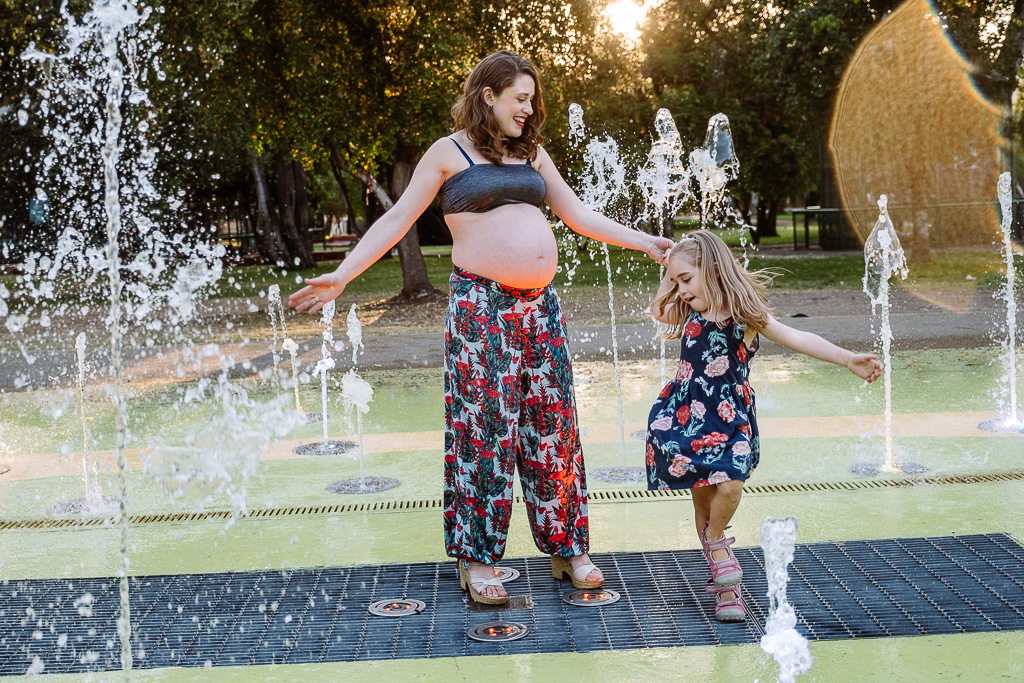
[[267, 285, 282, 377], [570, 105, 630, 465], [994, 173, 1021, 427], [144, 379, 303, 523], [341, 369, 374, 487], [75, 333, 102, 508], [863, 195, 909, 472], [283, 337, 303, 412], [315, 300, 338, 447], [637, 109, 691, 385], [759, 517, 812, 683], [346, 304, 363, 364]]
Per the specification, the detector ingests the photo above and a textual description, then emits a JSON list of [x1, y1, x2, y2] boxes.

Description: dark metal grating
[[2, 470, 1023, 531], [1, 533, 1023, 676]]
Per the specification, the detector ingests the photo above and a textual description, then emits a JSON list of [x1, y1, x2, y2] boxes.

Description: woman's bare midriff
[[447, 204, 559, 289]]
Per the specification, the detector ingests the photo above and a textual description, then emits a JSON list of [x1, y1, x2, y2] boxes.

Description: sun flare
[[603, 0, 648, 43]]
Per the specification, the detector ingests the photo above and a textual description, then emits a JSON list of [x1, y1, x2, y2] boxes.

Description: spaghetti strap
[[526, 157, 532, 167], [448, 137, 475, 166]]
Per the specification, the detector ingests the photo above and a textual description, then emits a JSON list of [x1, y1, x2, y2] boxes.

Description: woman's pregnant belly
[[446, 204, 559, 289]]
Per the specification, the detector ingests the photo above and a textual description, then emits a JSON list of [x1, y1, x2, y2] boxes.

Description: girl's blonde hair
[[651, 231, 776, 338]]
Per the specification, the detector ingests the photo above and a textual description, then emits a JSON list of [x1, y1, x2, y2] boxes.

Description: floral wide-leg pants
[[443, 267, 590, 564]]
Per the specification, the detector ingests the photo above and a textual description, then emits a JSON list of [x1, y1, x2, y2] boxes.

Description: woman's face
[[667, 252, 709, 313], [484, 73, 535, 139]]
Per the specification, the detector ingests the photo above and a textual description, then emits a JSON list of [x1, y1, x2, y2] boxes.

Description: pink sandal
[[705, 579, 746, 622], [701, 527, 743, 587]]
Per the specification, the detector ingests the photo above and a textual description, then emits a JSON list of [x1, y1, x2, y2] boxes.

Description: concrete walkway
[[0, 288, 1018, 389]]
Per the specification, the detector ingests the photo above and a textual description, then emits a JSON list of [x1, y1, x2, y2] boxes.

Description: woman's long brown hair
[[451, 50, 545, 165]]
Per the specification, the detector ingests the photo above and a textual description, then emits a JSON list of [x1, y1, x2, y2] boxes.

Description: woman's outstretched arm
[[288, 139, 453, 314], [758, 317, 883, 382], [533, 146, 673, 264]]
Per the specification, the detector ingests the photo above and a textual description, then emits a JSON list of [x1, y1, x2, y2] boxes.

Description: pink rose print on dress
[[732, 441, 751, 456], [705, 355, 729, 377], [675, 405, 691, 424], [668, 454, 692, 477], [675, 360, 693, 382], [708, 471, 730, 485], [717, 400, 736, 422], [650, 416, 673, 431], [684, 321, 702, 338], [691, 401, 706, 420]]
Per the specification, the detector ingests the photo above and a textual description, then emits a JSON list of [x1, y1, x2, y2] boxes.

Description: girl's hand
[[647, 237, 674, 265], [288, 272, 346, 315], [848, 353, 883, 382]]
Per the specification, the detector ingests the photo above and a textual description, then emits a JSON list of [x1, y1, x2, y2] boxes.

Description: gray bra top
[[438, 138, 547, 215]]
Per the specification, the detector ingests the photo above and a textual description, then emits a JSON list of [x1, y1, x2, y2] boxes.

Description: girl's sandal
[[705, 579, 746, 623], [458, 561, 508, 605], [701, 529, 744, 587], [551, 555, 604, 589]]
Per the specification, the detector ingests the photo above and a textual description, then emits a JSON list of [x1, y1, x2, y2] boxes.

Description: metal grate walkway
[[2, 533, 1023, 676]]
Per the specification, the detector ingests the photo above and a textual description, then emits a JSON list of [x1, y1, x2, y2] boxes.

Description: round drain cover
[[467, 621, 528, 643], [326, 477, 401, 494], [978, 419, 1024, 434], [849, 461, 928, 477], [562, 588, 621, 606], [293, 440, 357, 455], [494, 566, 520, 583], [367, 599, 425, 617]]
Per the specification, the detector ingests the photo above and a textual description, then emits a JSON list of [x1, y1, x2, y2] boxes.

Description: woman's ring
[[312, 296, 319, 303]]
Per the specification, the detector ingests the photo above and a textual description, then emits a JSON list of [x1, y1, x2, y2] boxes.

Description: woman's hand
[[288, 272, 346, 315], [647, 237, 674, 265], [848, 353, 883, 382]]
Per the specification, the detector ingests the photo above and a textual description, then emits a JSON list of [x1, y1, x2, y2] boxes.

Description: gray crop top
[[438, 138, 547, 215]]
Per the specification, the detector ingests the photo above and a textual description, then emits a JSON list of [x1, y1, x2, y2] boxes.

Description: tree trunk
[[391, 139, 436, 299], [275, 149, 314, 269], [251, 158, 289, 266], [756, 197, 781, 238], [327, 140, 439, 297], [328, 162, 361, 235]]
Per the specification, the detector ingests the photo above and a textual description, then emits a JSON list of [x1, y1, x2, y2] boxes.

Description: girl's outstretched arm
[[288, 139, 452, 314], [533, 146, 673, 264], [758, 317, 883, 382]]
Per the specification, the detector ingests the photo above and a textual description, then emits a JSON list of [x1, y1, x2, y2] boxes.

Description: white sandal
[[458, 561, 508, 605], [551, 555, 604, 589]]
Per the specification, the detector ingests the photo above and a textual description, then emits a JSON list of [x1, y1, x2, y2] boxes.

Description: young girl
[[647, 231, 882, 622]]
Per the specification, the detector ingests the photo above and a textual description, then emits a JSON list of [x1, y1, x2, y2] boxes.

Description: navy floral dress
[[646, 311, 760, 490]]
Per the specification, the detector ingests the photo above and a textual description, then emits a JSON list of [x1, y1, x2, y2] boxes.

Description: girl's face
[[668, 252, 710, 313], [484, 73, 535, 140]]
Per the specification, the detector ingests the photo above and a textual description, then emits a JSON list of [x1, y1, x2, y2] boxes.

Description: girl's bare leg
[[692, 485, 715, 537], [702, 480, 745, 600]]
